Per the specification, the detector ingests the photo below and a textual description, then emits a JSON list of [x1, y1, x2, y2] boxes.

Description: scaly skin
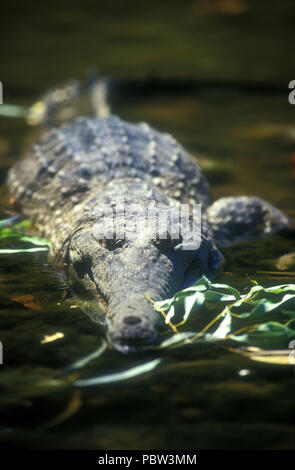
[[7, 115, 289, 352]]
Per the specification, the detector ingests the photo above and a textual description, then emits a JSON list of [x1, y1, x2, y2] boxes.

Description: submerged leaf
[[11, 294, 42, 310], [63, 340, 108, 374], [229, 346, 295, 365], [74, 358, 161, 387], [39, 390, 82, 430]]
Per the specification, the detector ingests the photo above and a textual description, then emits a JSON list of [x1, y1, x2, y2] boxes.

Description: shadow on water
[[0, 0, 294, 450]]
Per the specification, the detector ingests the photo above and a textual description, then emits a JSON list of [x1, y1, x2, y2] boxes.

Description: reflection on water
[[0, 0, 294, 450]]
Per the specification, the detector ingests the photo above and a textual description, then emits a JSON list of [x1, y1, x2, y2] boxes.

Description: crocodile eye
[[100, 238, 125, 250], [153, 234, 181, 250]]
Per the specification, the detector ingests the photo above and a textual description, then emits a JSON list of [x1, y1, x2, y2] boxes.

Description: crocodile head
[[67, 201, 222, 353]]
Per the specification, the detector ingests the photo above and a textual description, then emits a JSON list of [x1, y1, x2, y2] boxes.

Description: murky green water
[[0, 0, 294, 450]]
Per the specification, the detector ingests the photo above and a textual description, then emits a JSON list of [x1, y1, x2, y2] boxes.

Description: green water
[[0, 0, 294, 450]]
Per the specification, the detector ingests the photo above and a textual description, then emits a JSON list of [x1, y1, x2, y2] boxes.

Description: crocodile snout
[[107, 299, 159, 353]]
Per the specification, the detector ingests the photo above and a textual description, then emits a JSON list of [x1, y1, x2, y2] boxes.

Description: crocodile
[[7, 94, 290, 353]]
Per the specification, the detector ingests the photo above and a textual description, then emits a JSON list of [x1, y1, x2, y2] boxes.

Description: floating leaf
[[153, 276, 295, 352], [157, 332, 198, 349], [154, 275, 240, 326], [228, 284, 295, 319], [206, 312, 232, 340], [0, 103, 31, 119], [0, 218, 51, 253], [229, 321, 295, 348], [0, 247, 49, 254]]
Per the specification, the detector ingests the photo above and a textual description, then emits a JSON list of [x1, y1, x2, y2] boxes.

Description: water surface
[[0, 0, 294, 450]]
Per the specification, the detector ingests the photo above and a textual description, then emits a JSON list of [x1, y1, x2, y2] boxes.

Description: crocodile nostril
[[124, 316, 142, 325]]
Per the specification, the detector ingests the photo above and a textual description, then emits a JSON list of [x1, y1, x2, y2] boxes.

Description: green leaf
[[0, 219, 51, 253], [229, 285, 295, 319], [153, 276, 295, 351], [207, 313, 232, 340], [0, 247, 49, 254], [158, 332, 198, 349], [230, 321, 295, 348], [154, 275, 241, 326], [0, 103, 31, 118]]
